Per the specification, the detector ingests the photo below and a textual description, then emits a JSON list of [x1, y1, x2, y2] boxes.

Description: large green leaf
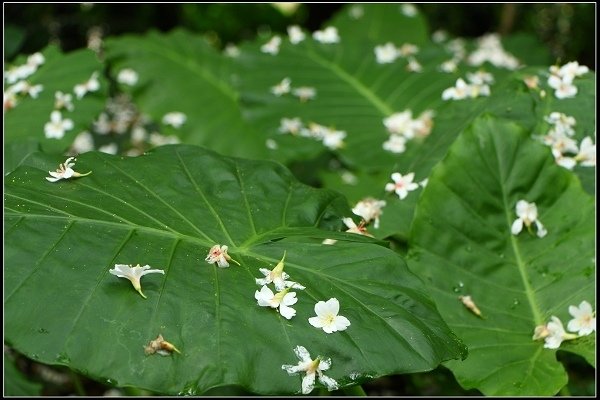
[[408, 115, 595, 395], [4, 145, 465, 395], [4, 45, 107, 155], [103, 29, 267, 159], [330, 3, 430, 46]]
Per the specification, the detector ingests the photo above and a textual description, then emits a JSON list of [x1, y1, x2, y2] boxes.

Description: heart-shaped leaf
[[408, 115, 595, 395], [4, 145, 466, 395]]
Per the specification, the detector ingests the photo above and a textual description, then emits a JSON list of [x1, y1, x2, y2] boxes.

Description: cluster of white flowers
[[270, 77, 317, 101], [467, 33, 520, 70], [533, 301, 595, 349], [4, 52, 45, 112], [277, 117, 346, 150], [374, 42, 419, 66], [255, 252, 305, 320], [441, 71, 494, 101], [382, 109, 435, 154], [313, 27, 340, 44], [547, 61, 589, 99], [4, 52, 45, 84], [535, 112, 596, 170], [511, 200, 547, 238]]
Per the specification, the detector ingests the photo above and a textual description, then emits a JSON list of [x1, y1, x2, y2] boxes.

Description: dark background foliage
[[3, 2, 595, 396]]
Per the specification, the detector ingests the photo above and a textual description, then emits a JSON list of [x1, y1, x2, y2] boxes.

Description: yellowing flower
[[255, 252, 305, 291], [282, 345, 339, 394], [144, 334, 181, 356], [308, 298, 351, 333], [109, 264, 165, 299], [205, 245, 239, 268]]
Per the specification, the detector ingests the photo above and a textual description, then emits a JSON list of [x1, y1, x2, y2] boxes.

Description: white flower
[[321, 129, 346, 150], [266, 139, 278, 150], [432, 30, 448, 43], [467, 33, 520, 70], [352, 198, 386, 229], [44, 110, 74, 139], [278, 117, 303, 134], [374, 43, 399, 64], [523, 75, 539, 89], [54, 91, 74, 111], [149, 133, 180, 147], [292, 86, 316, 102], [349, 5, 364, 19], [98, 143, 118, 155], [117, 68, 138, 86], [342, 217, 372, 237], [574, 136, 596, 167], [511, 200, 547, 238], [558, 61, 589, 82], [162, 112, 186, 128], [544, 112, 576, 137], [4, 91, 18, 111], [109, 264, 165, 299], [308, 298, 351, 334], [406, 57, 422, 72], [466, 70, 494, 85], [567, 300, 596, 336], [548, 75, 578, 99], [442, 78, 471, 101], [255, 285, 298, 319], [261, 36, 282, 55], [46, 157, 92, 182], [401, 3, 418, 17], [313, 27, 340, 44], [341, 171, 358, 185], [385, 172, 419, 200], [74, 72, 100, 99], [70, 131, 94, 154], [287, 25, 306, 44], [271, 77, 291, 96], [255, 252, 305, 291], [543, 316, 578, 349], [223, 43, 240, 58], [398, 43, 419, 57], [439, 59, 458, 73], [27, 52, 45, 68], [282, 345, 339, 394], [205, 244, 239, 268], [383, 135, 407, 154], [383, 110, 413, 137]]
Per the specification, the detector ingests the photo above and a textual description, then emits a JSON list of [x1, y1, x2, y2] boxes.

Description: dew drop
[[37, 328, 49, 334], [56, 352, 70, 363], [465, 246, 472, 252], [510, 298, 520, 309]]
